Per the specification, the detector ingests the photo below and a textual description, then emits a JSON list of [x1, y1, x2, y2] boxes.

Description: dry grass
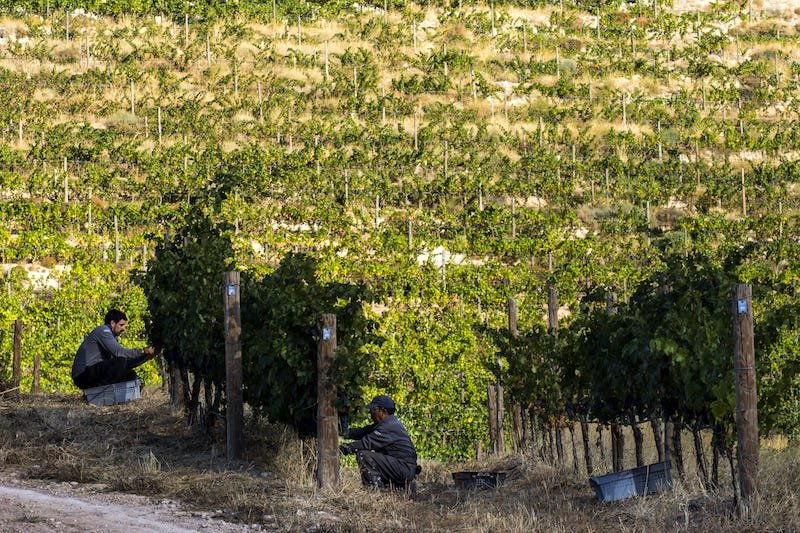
[[0, 390, 798, 531]]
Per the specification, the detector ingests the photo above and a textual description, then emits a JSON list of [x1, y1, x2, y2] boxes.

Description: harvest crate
[[588, 460, 673, 502], [452, 471, 507, 490], [84, 378, 141, 406]]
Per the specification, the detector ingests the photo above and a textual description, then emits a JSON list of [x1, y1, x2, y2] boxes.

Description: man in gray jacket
[[339, 394, 420, 491], [71, 309, 155, 390]]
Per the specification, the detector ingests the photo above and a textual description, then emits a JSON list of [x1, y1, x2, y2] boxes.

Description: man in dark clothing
[[71, 309, 156, 390], [339, 394, 420, 491]]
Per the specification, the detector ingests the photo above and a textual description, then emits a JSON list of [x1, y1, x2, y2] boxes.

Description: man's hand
[[143, 346, 157, 359], [339, 443, 355, 455]]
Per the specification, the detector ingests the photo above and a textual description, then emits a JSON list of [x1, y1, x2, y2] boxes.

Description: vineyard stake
[[740, 169, 747, 217], [732, 284, 758, 515], [13, 319, 23, 400], [556, 46, 560, 77], [224, 271, 244, 461], [258, 81, 264, 123], [324, 41, 329, 78], [316, 313, 339, 488], [88, 187, 93, 232], [63, 158, 69, 203], [511, 196, 516, 239], [32, 348, 40, 395], [114, 215, 120, 263], [548, 287, 566, 465], [508, 298, 524, 452], [522, 24, 527, 55]]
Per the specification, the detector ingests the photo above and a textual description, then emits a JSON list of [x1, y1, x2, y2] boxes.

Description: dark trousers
[[355, 450, 415, 489], [73, 356, 146, 389]]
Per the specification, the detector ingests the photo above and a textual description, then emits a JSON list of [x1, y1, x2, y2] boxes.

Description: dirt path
[[0, 473, 262, 532]]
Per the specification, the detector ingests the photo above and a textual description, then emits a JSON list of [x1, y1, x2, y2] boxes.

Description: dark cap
[[366, 395, 395, 412]]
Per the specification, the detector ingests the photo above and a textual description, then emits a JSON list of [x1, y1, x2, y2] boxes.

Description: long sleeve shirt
[[71, 324, 143, 379], [345, 415, 418, 466]]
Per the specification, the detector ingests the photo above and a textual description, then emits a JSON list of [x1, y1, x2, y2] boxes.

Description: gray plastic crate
[[589, 460, 673, 502], [452, 471, 507, 489], [84, 378, 141, 406]]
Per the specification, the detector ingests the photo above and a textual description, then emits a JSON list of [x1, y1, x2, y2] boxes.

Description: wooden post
[[508, 298, 518, 338], [621, 93, 627, 129], [657, 120, 663, 162], [606, 292, 618, 316], [257, 81, 264, 123], [224, 272, 243, 461], [511, 196, 516, 239], [169, 364, 185, 413], [491, 295, 508, 456], [548, 287, 558, 335], [114, 215, 120, 263], [321, 41, 329, 78], [13, 320, 23, 398], [317, 313, 339, 488], [32, 350, 40, 395], [547, 287, 565, 465], [606, 291, 624, 471], [487, 384, 498, 452], [580, 408, 594, 475], [87, 187, 93, 232], [741, 168, 747, 217], [508, 298, 524, 451], [63, 157, 69, 203], [732, 284, 758, 514]]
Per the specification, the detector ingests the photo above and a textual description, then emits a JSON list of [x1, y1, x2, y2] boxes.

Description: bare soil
[[0, 472, 254, 532], [0, 389, 272, 531]]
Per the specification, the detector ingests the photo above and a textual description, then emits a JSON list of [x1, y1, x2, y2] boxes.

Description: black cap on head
[[366, 395, 395, 413]]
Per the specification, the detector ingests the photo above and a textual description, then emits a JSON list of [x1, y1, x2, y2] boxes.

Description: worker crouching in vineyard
[[71, 309, 156, 391], [339, 395, 421, 493]]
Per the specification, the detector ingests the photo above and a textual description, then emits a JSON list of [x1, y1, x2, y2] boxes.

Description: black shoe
[[366, 475, 385, 490]]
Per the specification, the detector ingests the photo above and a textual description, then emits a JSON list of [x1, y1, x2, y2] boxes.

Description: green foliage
[[363, 300, 492, 459], [756, 294, 800, 440], [139, 210, 234, 389], [563, 252, 739, 437], [241, 253, 378, 437], [0, 261, 155, 393], [3, 0, 800, 460]]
